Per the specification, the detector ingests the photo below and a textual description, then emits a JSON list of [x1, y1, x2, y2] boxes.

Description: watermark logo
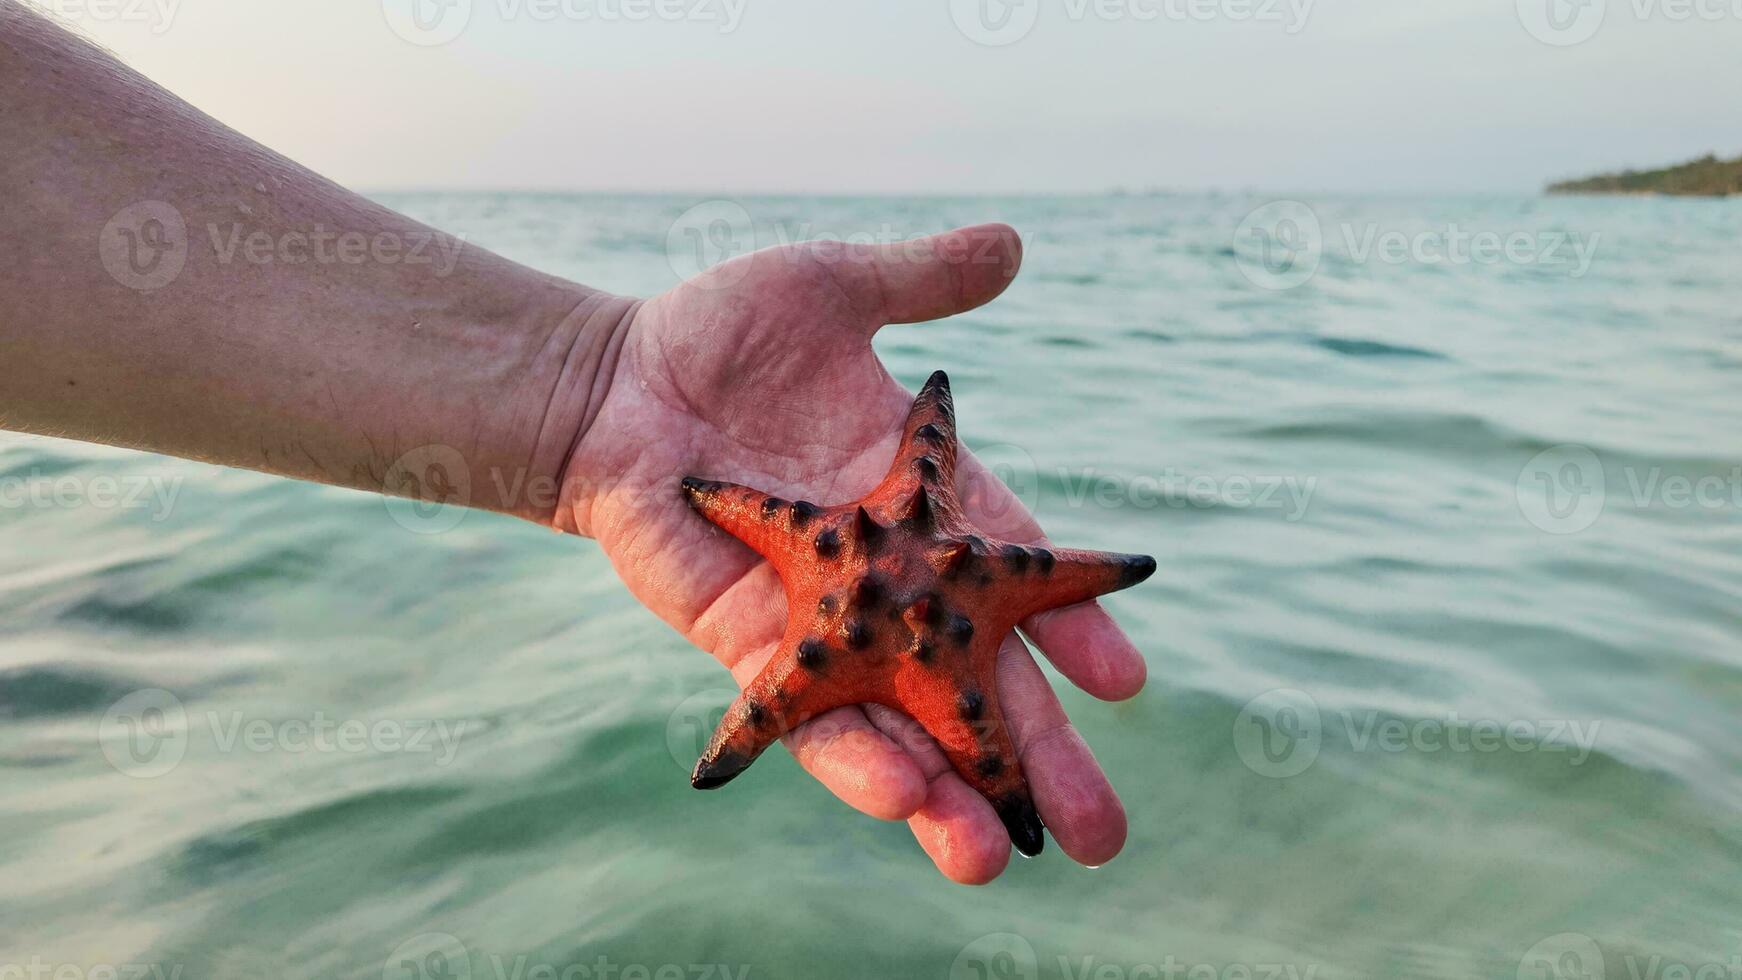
[[950, 933, 1040, 980], [1234, 200, 1322, 291], [1517, 445, 1742, 535], [1518, 933, 1605, 980], [383, 0, 474, 46], [385, 933, 473, 980], [1517, 0, 1607, 45], [383, 444, 473, 535], [99, 687, 189, 778], [950, 0, 1041, 46], [1519, 0, 1742, 45], [100, 201, 188, 292], [1517, 444, 1606, 534], [664, 688, 737, 773], [960, 442, 1042, 533], [665, 200, 758, 288], [1233, 688, 1320, 778]]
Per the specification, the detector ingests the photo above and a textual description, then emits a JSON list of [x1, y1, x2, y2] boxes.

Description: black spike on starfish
[[679, 370, 1156, 856]]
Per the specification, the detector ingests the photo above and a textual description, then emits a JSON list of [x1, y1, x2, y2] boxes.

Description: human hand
[[558, 224, 1148, 884]]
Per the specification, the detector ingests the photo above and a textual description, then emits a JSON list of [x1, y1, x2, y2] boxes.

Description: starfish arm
[[691, 662, 800, 790], [692, 638, 879, 790], [680, 477, 826, 564], [1005, 545, 1158, 619], [908, 690, 1046, 857], [904, 369, 960, 483], [867, 370, 965, 519]]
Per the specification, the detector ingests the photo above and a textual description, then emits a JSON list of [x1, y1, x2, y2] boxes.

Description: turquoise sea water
[[3, 193, 1741, 978]]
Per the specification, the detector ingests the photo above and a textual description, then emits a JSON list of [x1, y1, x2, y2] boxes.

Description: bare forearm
[[0, 2, 633, 523]]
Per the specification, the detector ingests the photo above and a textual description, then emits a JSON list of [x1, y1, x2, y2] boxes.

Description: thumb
[[838, 223, 1024, 327]]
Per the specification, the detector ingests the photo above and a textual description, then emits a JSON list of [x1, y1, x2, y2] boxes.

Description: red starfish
[[679, 371, 1155, 855]]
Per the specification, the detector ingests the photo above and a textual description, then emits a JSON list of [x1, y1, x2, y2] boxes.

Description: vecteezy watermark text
[[1234, 201, 1601, 290], [100, 201, 469, 292], [1058, 468, 1316, 521], [207, 223, 467, 277], [375, 441, 1320, 537], [1518, 932, 1742, 980], [0, 471, 182, 522], [26, 0, 180, 34], [663, 202, 1020, 289], [951, 933, 1319, 980], [99, 688, 474, 778], [1339, 223, 1600, 277], [381, 0, 748, 47], [1233, 689, 1602, 778], [949, 0, 1314, 47], [0, 959, 184, 980], [382, 933, 752, 980]]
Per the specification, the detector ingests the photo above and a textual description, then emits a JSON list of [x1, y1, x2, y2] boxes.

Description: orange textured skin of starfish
[[679, 370, 1156, 856]]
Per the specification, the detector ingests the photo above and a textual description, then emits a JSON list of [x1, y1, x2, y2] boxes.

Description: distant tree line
[[1553, 152, 1742, 196], [1547, 153, 1742, 196]]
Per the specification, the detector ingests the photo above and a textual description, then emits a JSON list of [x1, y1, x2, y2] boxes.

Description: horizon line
[[359, 185, 1561, 199]]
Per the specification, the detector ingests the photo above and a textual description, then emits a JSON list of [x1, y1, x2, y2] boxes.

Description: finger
[[860, 704, 1012, 885], [956, 451, 1151, 701], [782, 705, 928, 822], [1022, 602, 1148, 701], [996, 633, 1129, 867], [829, 223, 1023, 328], [688, 561, 790, 671], [907, 772, 1014, 885]]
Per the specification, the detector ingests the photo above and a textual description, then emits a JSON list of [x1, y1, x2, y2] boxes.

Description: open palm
[[562, 224, 1147, 884]]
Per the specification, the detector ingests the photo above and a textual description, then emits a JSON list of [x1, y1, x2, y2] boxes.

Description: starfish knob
[[679, 370, 1156, 856]]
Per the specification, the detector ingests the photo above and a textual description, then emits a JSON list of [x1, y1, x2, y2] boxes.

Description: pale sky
[[36, 0, 1742, 194]]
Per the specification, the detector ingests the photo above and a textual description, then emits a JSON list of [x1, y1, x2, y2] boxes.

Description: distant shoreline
[[1547, 153, 1742, 197]]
